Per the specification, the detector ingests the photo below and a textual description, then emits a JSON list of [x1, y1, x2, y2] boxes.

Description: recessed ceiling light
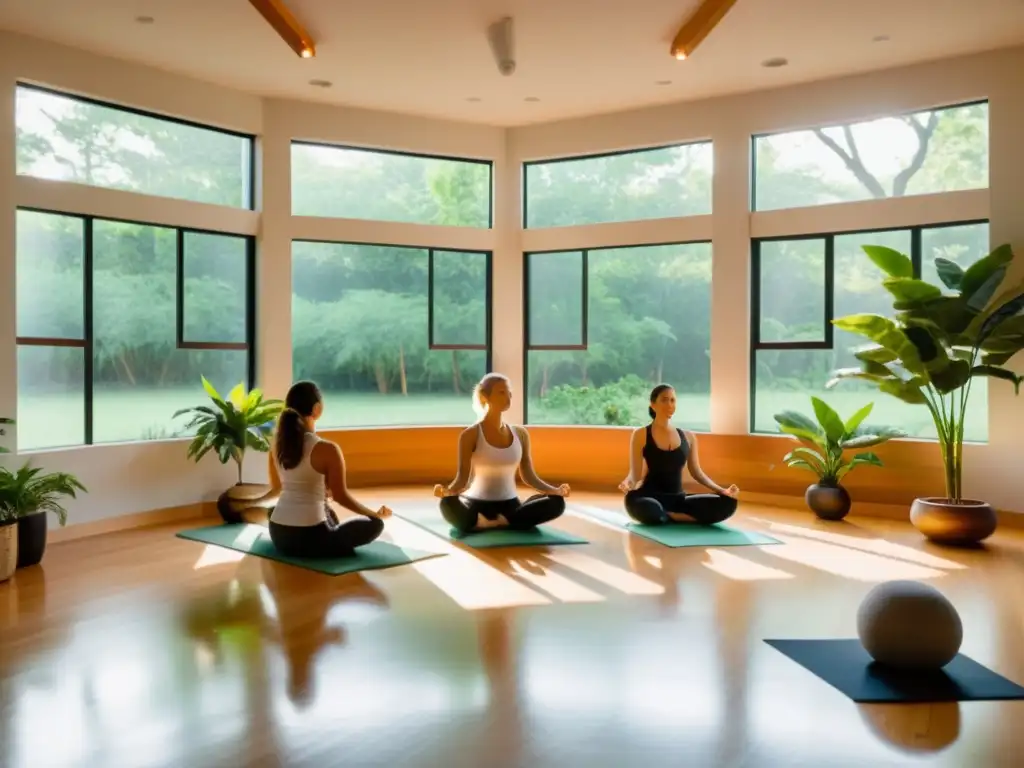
[[308, 79, 332, 88], [872, 34, 890, 43], [524, 96, 540, 102], [761, 57, 788, 68], [135, 15, 155, 24], [655, 80, 672, 86], [466, 96, 482, 102]]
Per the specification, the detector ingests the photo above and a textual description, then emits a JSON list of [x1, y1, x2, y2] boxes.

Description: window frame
[[748, 219, 990, 434], [290, 237, 495, 379], [521, 140, 713, 229], [749, 99, 990, 212], [15, 82, 258, 211], [522, 239, 713, 425], [289, 140, 495, 229], [15, 206, 258, 447]]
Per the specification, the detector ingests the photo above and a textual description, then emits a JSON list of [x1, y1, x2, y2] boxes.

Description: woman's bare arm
[[311, 441, 387, 517], [619, 427, 645, 490], [437, 427, 478, 496], [267, 450, 282, 492], [684, 431, 731, 495], [515, 427, 566, 494]]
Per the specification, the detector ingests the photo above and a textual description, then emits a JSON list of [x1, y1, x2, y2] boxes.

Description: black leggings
[[440, 494, 566, 535], [625, 489, 737, 526], [268, 515, 384, 558]]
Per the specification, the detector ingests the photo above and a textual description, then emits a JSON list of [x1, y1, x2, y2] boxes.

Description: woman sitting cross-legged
[[433, 373, 570, 535], [619, 384, 740, 526], [268, 381, 392, 557]]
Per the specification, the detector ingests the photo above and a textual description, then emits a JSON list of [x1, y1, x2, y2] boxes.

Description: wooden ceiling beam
[[670, 0, 739, 60], [248, 0, 316, 59]]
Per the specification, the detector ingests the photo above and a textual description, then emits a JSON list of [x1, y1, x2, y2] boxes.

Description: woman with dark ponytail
[[618, 384, 740, 526], [267, 381, 391, 557]]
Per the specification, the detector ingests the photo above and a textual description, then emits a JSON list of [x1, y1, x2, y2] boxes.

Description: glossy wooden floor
[[3, 490, 1024, 768]]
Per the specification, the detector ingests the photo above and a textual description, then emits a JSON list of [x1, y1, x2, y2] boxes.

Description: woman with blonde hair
[[434, 373, 570, 534]]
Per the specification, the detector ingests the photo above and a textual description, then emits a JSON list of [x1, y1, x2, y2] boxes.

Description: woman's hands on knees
[[553, 483, 571, 498], [433, 484, 458, 498], [720, 484, 740, 498], [618, 478, 639, 494], [373, 505, 393, 519]]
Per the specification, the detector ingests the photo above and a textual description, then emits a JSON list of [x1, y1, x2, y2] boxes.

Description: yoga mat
[[765, 639, 1024, 703], [397, 511, 587, 549], [573, 504, 780, 547], [176, 523, 443, 576]]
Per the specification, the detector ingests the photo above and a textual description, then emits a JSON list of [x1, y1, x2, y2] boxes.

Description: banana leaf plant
[[774, 397, 905, 485], [0, 417, 12, 454], [173, 377, 285, 485], [828, 243, 1024, 503]]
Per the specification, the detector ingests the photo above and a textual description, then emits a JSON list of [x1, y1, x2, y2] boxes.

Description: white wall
[[1, 28, 1022, 525]]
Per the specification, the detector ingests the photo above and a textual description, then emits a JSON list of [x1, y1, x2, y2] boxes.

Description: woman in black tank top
[[618, 384, 740, 526]]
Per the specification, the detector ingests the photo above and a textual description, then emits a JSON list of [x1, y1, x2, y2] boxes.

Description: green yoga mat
[[176, 523, 443, 575], [397, 511, 588, 549], [573, 505, 780, 548]]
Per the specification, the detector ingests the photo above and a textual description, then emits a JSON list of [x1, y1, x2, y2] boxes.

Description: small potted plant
[[0, 463, 86, 578], [830, 243, 1024, 544], [174, 377, 284, 523], [773, 397, 905, 521]]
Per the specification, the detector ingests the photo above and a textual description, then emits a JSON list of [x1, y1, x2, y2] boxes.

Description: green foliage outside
[[12, 88, 992, 449], [773, 398, 904, 485], [0, 418, 12, 454]]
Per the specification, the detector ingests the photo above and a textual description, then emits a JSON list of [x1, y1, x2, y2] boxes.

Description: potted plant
[[774, 397, 905, 520], [829, 243, 1024, 544], [174, 377, 284, 523], [0, 463, 86, 578]]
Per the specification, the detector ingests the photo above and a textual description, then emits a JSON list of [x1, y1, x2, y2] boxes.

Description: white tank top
[[463, 424, 522, 501], [270, 432, 328, 527]]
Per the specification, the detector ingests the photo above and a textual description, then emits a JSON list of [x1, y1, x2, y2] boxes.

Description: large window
[[291, 241, 490, 427], [752, 102, 988, 211], [525, 242, 712, 429], [750, 222, 990, 442], [290, 143, 492, 227], [524, 142, 713, 229], [15, 84, 254, 209], [15, 210, 254, 451]]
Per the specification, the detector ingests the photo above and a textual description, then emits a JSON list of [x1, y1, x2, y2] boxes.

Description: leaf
[[862, 245, 913, 278], [783, 447, 826, 469], [981, 350, 1016, 366], [881, 278, 943, 305], [971, 365, 1024, 394], [840, 427, 906, 449], [929, 358, 971, 394], [227, 383, 247, 409], [811, 396, 845, 444], [831, 314, 925, 375], [843, 402, 874, 434], [878, 377, 929, 404], [933, 257, 964, 290], [837, 452, 884, 480], [201, 376, 224, 404], [960, 244, 1013, 304], [783, 459, 821, 476], [854, 345, 897, 365], [773, 410, 823, 436]]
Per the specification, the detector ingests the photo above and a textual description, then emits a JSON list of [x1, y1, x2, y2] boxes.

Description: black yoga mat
[[765, 638, 1024, 703]]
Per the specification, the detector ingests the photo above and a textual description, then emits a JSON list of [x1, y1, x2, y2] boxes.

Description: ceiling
[[2, 0, 1024, 127]]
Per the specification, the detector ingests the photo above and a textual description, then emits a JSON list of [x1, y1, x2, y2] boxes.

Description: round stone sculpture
[[856, 580, 963, 670]]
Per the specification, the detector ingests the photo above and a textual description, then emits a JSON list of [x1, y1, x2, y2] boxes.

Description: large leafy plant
[[173, 378, 284, 485], [0, 463, 86, 526], [829, 243, 1024, 503], [774, 397, 905, 485]]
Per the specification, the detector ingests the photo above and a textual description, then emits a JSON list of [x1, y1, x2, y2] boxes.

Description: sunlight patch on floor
[[507, 558, 606, 603], [763, 522, 968, 570], [192, 544, 246, 570], [543, 550, 665, 596], [702, 549, 795, 581], [759, 535, 947, 581]]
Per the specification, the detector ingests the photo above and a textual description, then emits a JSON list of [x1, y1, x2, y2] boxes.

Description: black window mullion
[[175, 229, 185, 348], [245, 236, 257, 390], [824, 234, 835, 348], [427, 249, 436, 348], [911, 226, 923, 279], [83, 216, 94, 446]]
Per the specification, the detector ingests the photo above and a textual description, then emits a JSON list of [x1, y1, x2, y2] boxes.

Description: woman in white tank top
[[267, 381, 392, 558], [433, 373, 570, 535]]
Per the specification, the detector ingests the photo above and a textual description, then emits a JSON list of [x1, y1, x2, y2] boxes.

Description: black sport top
[[640, 424, 689, 494]]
